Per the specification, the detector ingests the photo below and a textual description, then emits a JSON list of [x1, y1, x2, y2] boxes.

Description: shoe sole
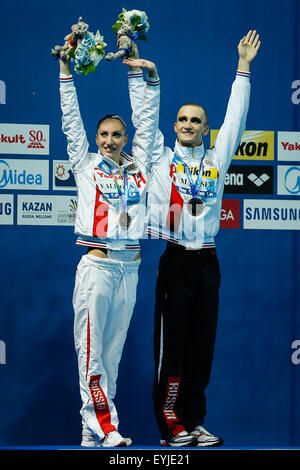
[[197, 438, 224, 447], [81, 438, 132, 448], [102, 438, 132, 448], [160, 438, 198, 447], [81, 441, 102, 447]]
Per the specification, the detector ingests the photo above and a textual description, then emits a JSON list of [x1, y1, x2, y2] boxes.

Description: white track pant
[[73, 253, 140, 440]]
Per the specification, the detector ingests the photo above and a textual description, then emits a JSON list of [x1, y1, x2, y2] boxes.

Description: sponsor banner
[[0, 158, 49, 190], [220, 199, 240, 228], [17, 194, 77, 226], [277, 165, 300, 196], [53, 160, 76, 191], [224, 164, 274, 194], [277, 131, 300, 161], [244, 199, 300, 230], [210, 130, 274, 161], [0, 123, 49, 155], [0, 194, 13, 225]]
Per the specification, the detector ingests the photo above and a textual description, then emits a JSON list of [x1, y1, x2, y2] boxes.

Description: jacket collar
[[98, 151, 137, 173], [174, 139, 205, 162]]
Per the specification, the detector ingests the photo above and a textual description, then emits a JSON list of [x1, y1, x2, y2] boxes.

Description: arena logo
[[0, 340, 6, 365], [210, 130, 274, 161], [0, 159, 48, 190], [291, 80, 300, 105], [224, 165, 273, 194], [0, 124, 49, 155], [0, 80, 6, 104], [291, 340, 300, 365]]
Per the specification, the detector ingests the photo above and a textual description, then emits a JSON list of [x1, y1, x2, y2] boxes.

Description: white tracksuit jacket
[[59, 73, 160, 250], [128, 70, 251, 249]]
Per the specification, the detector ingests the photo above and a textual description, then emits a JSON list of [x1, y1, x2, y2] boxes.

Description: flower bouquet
[[105, 9, 150, 61], [52, 17, 107, 75], [112, 8, 150, 40]]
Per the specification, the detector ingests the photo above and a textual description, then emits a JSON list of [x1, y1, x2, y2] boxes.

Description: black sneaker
[[160, 431, 198, 447], [191, 425, 224, 447]]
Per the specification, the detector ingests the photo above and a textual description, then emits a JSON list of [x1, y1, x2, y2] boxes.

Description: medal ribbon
[[111, 168, 129, 213], [173, 153, 204, 199]]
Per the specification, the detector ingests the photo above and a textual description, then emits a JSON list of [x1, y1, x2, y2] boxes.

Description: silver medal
[[186, 198, 204, 216], [119, 211, 132, 229]]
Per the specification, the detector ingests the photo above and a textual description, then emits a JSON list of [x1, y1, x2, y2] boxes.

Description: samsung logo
[[244, 200, 300, 230], [245, 206, 300, 221]]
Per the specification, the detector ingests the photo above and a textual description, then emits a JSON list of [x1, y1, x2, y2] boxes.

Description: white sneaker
[[81, 434, 102, 447], [191, 425, 224, 447], [81, 430, 132, 448], [102, 431, 132, 447], [160, 430, 198, 447]]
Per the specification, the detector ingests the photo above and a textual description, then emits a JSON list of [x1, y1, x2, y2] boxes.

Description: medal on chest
[[111, 169, 132, 229], [119, 211, 132, 229], [173, 154, 204, 217], [97, 160, 134, 229], [186, 197, 204, 216]]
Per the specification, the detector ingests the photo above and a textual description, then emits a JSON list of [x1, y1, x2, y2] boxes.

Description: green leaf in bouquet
[[112, 21, 122, 34], [68, 46, 76, 59], [86, 63, 96, 74], [131, 15, 141, 30]]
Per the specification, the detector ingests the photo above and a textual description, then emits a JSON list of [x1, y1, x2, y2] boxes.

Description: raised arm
[[123, 57, 161, 169], [124, 44, 147, 127], [59, 51, 90, 173], [213, 30, 261, 172]]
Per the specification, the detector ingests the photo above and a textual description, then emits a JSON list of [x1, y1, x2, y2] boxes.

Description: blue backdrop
[[0, 0, 299, 448]]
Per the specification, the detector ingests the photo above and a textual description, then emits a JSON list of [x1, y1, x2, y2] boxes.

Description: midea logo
[[0, 160, 43, 188]]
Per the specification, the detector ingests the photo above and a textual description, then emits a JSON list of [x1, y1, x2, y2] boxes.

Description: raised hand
[[123, 58, 158, 79], [238, 30, 261, 63], [59, 40, 72, 75]]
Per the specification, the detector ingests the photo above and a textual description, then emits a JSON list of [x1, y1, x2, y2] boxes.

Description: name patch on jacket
[[169, 160, 218, 202], [94, 170, 144, 205]]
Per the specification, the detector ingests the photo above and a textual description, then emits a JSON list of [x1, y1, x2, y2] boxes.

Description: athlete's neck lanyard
[[173, 153, 204, 198], [99, 160, 129, 212], [112, 169, 129, 213]]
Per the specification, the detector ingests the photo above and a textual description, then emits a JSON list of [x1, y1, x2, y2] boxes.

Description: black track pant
[[152, 242, 221, 441]]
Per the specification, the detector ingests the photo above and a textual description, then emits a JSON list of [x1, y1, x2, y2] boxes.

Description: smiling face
[[174, 104, 209, 148], [95, 118, 128, 163]]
